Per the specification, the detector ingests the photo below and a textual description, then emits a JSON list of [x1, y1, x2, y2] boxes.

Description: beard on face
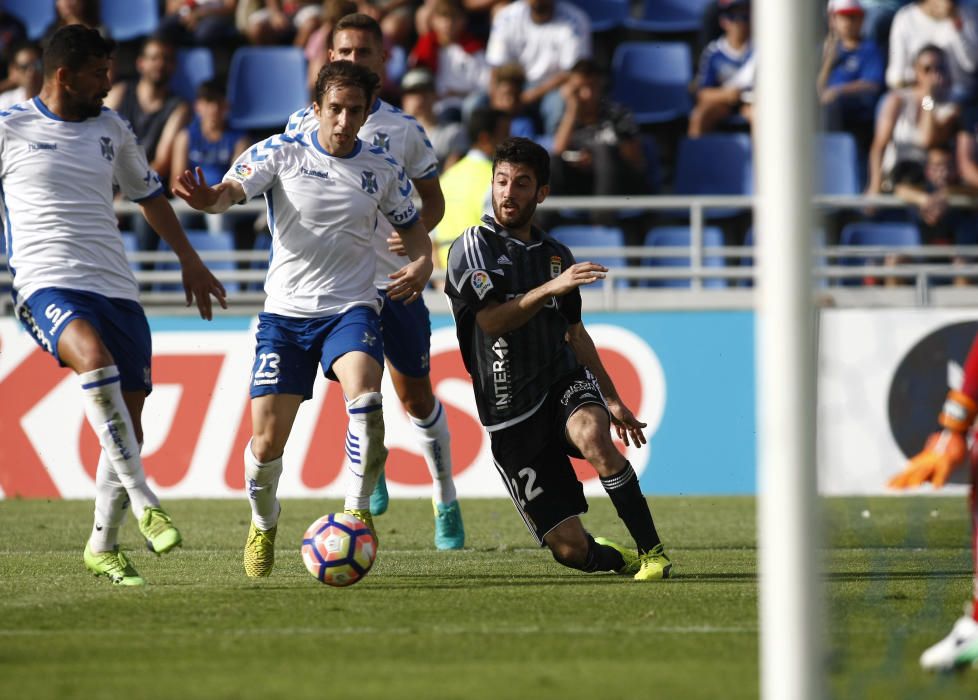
[[493, 196, 537, 229]]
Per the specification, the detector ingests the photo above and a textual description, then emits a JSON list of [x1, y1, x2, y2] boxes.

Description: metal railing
[[3, 194, 977, 313]]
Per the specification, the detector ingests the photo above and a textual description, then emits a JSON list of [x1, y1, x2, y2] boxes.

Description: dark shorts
[[489, 366, 609, 545], [250, 306, 384, 401], [17, 287, 152, 393], [379, 292, 431, 378]]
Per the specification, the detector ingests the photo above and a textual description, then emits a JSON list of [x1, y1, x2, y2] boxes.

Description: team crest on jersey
[[234, 163, 254, 179], [471, 270, 493, 300], [99, 136, 114, 161], [361, 170, 378, 194], [372, 132, 390, 150], [550, 256, 562, 278]]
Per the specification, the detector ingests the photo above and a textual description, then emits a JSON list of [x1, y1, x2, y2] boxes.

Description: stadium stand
[[4, 0, 55, 41], [227, 46, 308, 131], [156, 230, 239, 292], [838, 221, 921, 285], [551, 225, 629, 288], [566, 0, 630, 33], [611, 42, 693, 126], [171, 47, 216, 103], [643, 225, 728, 288], [817, 132, 861, 196], [625, 0, 716, 34], [100, 0, 160, 43]]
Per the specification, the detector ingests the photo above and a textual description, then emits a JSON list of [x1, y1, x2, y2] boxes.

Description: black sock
[[600, 461, 661, 554], [582, 533, 626, 573]]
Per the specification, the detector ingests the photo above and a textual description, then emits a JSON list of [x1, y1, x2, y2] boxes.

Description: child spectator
[[488, 62, 537, 138], [689, 0, 755, 138], [409, 0, 489, 122], [819, 0, 884, 159], [170, 80, 251, 240]]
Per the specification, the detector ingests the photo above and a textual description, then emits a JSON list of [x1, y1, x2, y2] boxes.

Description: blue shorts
[[380, 293, 431, 378], [250, 306, 384, 401], [16, 287, 152, 393]]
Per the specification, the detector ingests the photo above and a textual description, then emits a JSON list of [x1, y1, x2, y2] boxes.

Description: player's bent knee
[[250, 434, 285, 464]]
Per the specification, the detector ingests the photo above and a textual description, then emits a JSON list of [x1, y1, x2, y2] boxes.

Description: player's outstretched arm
[[889, 389, 976, 489], [173, 167, 244, 215], [387, 220, 434, 304], [139, 195, 228, 320], [475, 262, 607, 338], [566, 322, 647, 448]]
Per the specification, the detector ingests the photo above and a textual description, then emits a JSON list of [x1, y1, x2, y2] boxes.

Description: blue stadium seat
[[611, 42, 692, 125], [643, 226, 727, 288], [551, 225, 628, 288], [227, 47, 308, 131], [157, 230, 239, 292], [838, 221, 921, 286], [121, 231, 140, 272], [5, 0, 56, 41], [566, 0, 629, 32], [674, 134, 752, 218], [817, 132, 860, 195], [171, 48, 215, 103], [100, 0, 159, 42], [625, 0, 716, 33]]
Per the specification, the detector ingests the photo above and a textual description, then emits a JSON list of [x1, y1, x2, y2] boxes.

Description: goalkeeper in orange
[[890, 334, 978, 671]]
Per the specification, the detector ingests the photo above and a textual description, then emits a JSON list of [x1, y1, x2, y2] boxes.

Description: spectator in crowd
[[488, 62, 537, 138], [887, 0, 978, 102], [42, 0, 105, 46], [0, 11, 26, 92], [399, 67, 468, 171], [106, 37, 190, 187], [106, 36, 191, 252], [818, 0, 885, 159], [160, 0, 239, 46], [170, 79, 250, 238], [688, 0, 755, 138], [549, 59, 646, 224], [409, 0, 489, 122], [240, 0, 322, 45], [303, 0, 357, 92], [358, 0, 416, 50], [433, 107, 510, 270], [0, 42, 42, 110], [867, 44, 959, 194], [484, 0, 591, 135], [415, 0, 509, 37], [894, 145, 976, 278]]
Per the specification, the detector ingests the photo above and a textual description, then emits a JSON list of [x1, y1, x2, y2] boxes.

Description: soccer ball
[[301, 513, 377, 587]]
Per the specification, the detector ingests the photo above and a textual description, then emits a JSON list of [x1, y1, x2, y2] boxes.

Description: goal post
[[754, 1, 824, 698]]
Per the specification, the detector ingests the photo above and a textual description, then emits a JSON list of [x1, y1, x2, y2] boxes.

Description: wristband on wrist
[[938, 389, 978, 433]]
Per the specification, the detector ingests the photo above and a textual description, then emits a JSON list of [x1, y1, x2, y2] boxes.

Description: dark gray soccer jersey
[[445, 214, 582, 430]]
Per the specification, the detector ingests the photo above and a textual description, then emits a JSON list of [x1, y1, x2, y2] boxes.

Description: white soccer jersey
[[285, 98, 439, 288], [226, 130, 419, 318], [2, 98, 164, 306]]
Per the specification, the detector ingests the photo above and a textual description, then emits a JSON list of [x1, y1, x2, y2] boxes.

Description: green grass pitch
[[1, 496, 977, 699]]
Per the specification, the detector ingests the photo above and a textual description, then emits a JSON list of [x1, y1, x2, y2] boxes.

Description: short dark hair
[[494, 63, 526, 89], [915, 43, 947, 66], [570, 58, 601, 77], [5, 40, 40, 67], [195, 78, 226, 102], [314, 60, 381, 108], [333, 13, 385, 45], [43, 25, 116, 78], [467, 107, 508, 144], [493, 137, 550, 188]]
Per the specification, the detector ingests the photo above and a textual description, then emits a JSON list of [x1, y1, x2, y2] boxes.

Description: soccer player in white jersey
[[174, 60, 434, 578], [284, 13, 464, 550], [3, 26, 228, 586]]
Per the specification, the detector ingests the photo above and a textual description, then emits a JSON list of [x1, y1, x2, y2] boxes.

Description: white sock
[[244, 439, 283, 531], [89, 452, 129, 552], [78, 366, 158, 515], [409, 399, 456, 504], [343, 392, 387, 511]]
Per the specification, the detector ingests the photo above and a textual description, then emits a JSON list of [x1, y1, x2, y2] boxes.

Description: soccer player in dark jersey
[[444, 137, 672, 580]]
